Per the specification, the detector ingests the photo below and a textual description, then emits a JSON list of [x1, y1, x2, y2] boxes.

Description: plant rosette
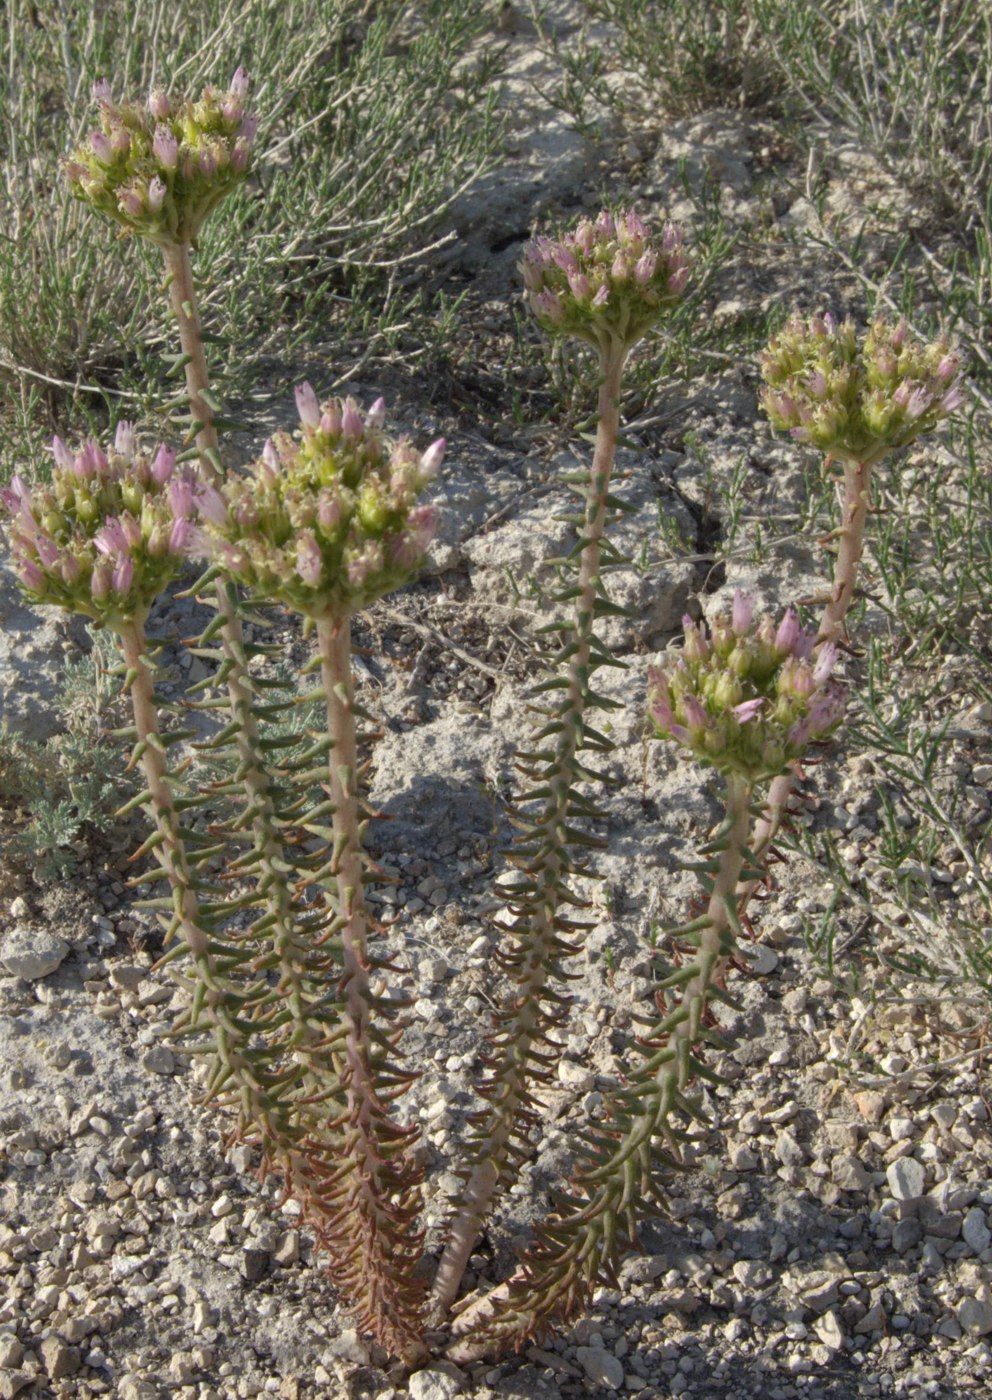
[[521, 207, 688, 355], [648, 592, 846, 781], [199, 384, 443, 619], [65, 68, 257, 246], [761, 311, 966, 464], [0, 426, 199, 627]]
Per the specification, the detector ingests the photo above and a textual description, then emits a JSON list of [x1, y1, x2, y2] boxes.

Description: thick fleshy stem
[[447, 772, 755, 1359], [430, 345, 627, 1320], [742, 456, 871, 897], [314, 612, 426, 1364]]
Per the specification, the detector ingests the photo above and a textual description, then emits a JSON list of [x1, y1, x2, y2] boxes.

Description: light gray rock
[[408, 1363, 465, 1400], [958, 1296, 992, 1336], [963, 1207, 992, 1254], [887, 1156, 926, 1202], [0, 926, 69, 980], [832, 1153, 871, 1192], [576, 1346, 624, 1390]]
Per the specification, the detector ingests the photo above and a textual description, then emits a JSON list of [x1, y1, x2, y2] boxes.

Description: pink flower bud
[[591, 285, 609, 308], [34, 533, 60, 569], [17, 558, 45, 591], [567, 270, 591, 301], [195, 484, 228, 526], [732, 589, 754, 636], [733, 698, 764, 723], [940, 385, 965, 413], [813, 643, 838, 686], [114, 421, 136, 461], [52, 436, 74, 471], [150, 444, 176, 484], [367, 397, 386, 430], [318, 495, 342, 532], [149, 89, 171, 120], [92, 79, 112, 104], [935, 353, 959, 383], [61, 556, 81, 585], [112, 556, 134, 595], [199, 148, 216, 178], [262, 439, 281, 473], [90, 130, 113, 164], [110, 125, 130, 157], [238, 114, 259, 143], [230, 67, 250, 100], [634, 251, 657, 284], [169, 518, 193, 555], [532, 289, 564, 324], [153, 127, 179, 171], [294, 382, 321, 430], [774, 605, 800, 655], [341, 403, 364, 440], [296, 531, 323, 587], [80, 441, 108, 477], [319, 405, 342, 437], [147, 176, 166, 213], [118, 187, 144, 218], [94, 518, 130, 557], [419, 437, 445, 480], [682, 695, 708, 733], [552, 246, 578, 276]]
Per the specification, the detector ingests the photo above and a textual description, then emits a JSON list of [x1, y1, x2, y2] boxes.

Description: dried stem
[[448, 772, 756, 1359], [430, 345, 627, 1321]]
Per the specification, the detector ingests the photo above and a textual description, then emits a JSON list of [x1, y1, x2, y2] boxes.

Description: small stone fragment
[[0, 926, 69, 979], [958, 1296, 992, 1336], [407, 1363, 465, 1400], [887, 1156, 925, 1201], [576, 1347, 624, 1390], [40, 1336, 80, 1381], [832, 1154, 870, 1192], [963, 1207, 991, 1254], [141, 1046, 175, 1075], [815, 1310, 844, 1350]]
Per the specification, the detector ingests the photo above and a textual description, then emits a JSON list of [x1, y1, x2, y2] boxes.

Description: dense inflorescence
[[64, 69, 257, 244], [761, 312, 966, 461], [521, 208, 688, 353], [648, 592, 846, 780], [199, 385, 442, 618], [0, 427, 198, 623]]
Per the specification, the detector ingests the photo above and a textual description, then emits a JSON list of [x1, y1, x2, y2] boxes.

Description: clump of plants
[[0, 67, 967, 1369]]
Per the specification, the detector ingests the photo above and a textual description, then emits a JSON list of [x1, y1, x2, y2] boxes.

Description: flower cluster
[[64, 68, 257, 245], [0, 428, 198, 625], [522, 209, 688, 353], [761, 312, 966, 462], [648, 593, 846, 780], [200, 386, 442, 618]]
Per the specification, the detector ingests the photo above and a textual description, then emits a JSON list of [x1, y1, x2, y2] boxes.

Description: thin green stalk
[[430, 344, 627, 1320], [448, 772, 755, 1358]]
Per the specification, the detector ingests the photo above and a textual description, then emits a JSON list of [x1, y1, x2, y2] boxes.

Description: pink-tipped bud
[[195, 484, 228, 527], [341, 403, 364, 441], [567, 270, 592, 301], [733, 697, 764, 723], [110, 125, 130, 157], [112, 556, 134, 595], [682, 695, 708, 734], [199, 148, 217, 178], [149, 88, 171, 120], [52, 436, 73, 471], [732, 590, 754, 637], [153, 126, 179, 171], [419, 437, 445, 480], [318, 495, 342, 532], [552, 246, 579, 276], [774, 605, 800, 654], [114, 421, 136, 461], [813, 642, 839, 686], [296, 532, 323, 588], [18, 558, 45, 591], [367, 397, 386, 430], [230, 67, 250, 100], [92, 79, 112, 104], [118, 187, 143, 218], [34, 533, 60, 569], [169, 518, 193, 555], [319, 405, 342, 437], [262, 439, 281, 473], [147, 176, 166, 213], [238, 114, 259, 143], [591, 285, 610, 308], [89, 131, 113, 164], [294, 382, 321, 430], [150, 444, 176, 484], [634, 251, 657, 284]]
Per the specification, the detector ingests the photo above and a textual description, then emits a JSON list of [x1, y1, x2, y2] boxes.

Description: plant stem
[[448, 772, 755, 1359], [430, 345, 627, 1322], [741, 456, 872, 897], [314, 611, 426, 1364], [163, 241, 220, 474]]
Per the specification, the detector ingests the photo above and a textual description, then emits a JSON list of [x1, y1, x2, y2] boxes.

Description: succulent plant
[[65, 69, 257, 246]]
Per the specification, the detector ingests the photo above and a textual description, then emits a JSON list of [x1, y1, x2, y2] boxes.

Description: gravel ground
[[2, 4, 990, 1399]]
